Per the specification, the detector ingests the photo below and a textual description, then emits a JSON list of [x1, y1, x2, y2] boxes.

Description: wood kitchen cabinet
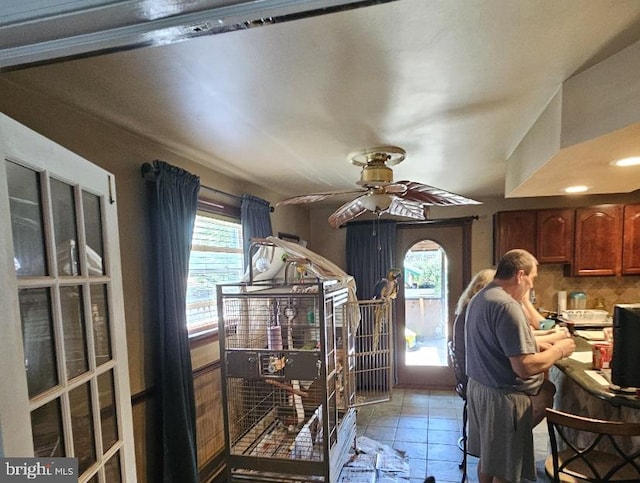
[[536, 209, 574, 264], [572, 205, 623, 276], [493, 209, 573, 264], [493, 210, 536, 263], [623, 204, 640, 274]]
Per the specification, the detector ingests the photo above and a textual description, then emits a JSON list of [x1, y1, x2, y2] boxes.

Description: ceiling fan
[[277, 145, 482, 228]]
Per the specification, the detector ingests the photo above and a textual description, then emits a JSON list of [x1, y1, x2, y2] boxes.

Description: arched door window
[[403, 240, 448, 366]]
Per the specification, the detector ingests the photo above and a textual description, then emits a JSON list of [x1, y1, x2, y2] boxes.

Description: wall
[[536, 265, 640, 316]]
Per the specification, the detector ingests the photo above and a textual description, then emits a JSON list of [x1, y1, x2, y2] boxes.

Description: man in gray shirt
[[465, 249, 575, 483]]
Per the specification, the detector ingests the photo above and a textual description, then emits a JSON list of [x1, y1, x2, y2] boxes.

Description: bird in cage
[[372, 268, 402, 300], [371, 268, 401, 349]]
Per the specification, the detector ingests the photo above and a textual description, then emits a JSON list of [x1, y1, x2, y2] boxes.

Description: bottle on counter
[[557, 291, 567, 313], [569, 291, 587, 310]]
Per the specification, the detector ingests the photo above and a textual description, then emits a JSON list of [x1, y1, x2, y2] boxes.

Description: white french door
[[0, 113, 137, 482]]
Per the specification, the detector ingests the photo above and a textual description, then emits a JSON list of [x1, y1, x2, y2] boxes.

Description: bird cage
[[346, 298, 394, 408], [217, 278, 393, 482]]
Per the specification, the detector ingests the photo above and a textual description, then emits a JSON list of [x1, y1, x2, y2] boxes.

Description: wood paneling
[[194, 364, 225, 470]]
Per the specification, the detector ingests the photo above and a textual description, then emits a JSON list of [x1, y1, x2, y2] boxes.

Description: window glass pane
[[187, 214, 243, 331], [19, 288, 58, 398], [97, 370, 119, 452], [104, 451, 122, 483], [69, 382, 96, 474], [31, 398, 65, 457], [60, 285, 88, 379], [82, 190, 105, 276], [51, 178, 80, 276], [6, 161, 47, 277], [91, 284, 112, 366]]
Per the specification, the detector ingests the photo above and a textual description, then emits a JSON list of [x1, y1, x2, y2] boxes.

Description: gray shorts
[[467, 378, 536, 482]]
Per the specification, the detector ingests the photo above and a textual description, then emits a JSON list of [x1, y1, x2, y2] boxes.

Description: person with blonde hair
[[465, 249, 575, 483], [452, 268, 496, 369]]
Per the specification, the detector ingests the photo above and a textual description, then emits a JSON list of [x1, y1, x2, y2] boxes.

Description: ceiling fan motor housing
[[360, 155, 394, 185]]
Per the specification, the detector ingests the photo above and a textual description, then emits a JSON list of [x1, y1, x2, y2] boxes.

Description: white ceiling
[[3, 0, 640, 206]]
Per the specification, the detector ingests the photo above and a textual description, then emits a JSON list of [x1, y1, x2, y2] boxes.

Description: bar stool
[[447, 340, 467, 483], [545, 408, 640, 481]]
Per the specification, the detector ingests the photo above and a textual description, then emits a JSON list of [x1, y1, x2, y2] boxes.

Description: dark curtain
[[143, 160, 200, 483], [346, 220, 397, 299], [241, 194, 273, 269]]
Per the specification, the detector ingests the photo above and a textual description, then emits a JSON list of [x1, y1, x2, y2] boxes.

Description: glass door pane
[[69, 383, 97, 474], [7, 161, 47, 277], [60, 285, 89, 379], [19, 288, 58, 398], [50, 178, 80, 277], [31, 398, 65, 457]]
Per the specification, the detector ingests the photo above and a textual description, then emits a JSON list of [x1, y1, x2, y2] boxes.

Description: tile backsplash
[[535, 265, 640, 316]]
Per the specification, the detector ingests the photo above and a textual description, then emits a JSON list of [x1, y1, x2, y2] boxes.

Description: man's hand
[[510, 336, 576, 378], [552, 338, 576, 358]]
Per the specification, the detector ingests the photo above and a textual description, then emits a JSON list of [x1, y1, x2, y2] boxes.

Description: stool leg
[[460, 400, 467, 483]]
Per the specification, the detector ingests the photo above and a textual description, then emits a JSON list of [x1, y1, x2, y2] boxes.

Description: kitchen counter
[[549, 335, 640, 454], [552, 336, 640, 410]]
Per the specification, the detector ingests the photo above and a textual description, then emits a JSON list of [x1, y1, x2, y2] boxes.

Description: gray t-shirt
[[465, 282, 543, 395]]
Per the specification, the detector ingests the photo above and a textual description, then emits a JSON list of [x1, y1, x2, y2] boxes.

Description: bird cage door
[[342, 299, 393, 408]]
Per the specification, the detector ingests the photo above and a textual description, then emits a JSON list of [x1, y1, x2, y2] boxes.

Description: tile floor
[[355, 388, 552, 483]]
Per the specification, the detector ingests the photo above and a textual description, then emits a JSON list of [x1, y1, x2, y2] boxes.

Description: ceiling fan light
[[361, 193, 393, 212]]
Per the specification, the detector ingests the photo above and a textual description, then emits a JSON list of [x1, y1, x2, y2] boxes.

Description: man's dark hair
[[494, 249, 538, 280]]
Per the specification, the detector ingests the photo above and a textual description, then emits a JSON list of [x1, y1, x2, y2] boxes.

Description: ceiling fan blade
[[387, 197, 427, 220], [277, 189, 366, 206], [396, 181, 482, 206], [327, 197, 368, 228]]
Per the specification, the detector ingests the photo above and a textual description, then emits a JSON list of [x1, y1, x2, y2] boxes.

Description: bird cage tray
[[229, 407, 357, 483], [232, 405, 323, 461]]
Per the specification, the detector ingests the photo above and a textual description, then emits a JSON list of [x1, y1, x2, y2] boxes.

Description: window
[[186, 210, 243, 334]]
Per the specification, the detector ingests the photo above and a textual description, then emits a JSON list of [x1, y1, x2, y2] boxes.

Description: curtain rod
[[141, 162, 274, 211], [340, 215, 479, 228]]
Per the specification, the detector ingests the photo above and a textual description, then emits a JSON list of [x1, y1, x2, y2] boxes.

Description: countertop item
[[557, 290, 567, 313], [569, 291, 587, 310], [559, 309, 611, 328]]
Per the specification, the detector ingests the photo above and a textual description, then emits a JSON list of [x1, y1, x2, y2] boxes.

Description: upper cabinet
[[495, 204, 639, 276], [493, 209, 573, 264], [493, 210, 536, 263], [623, 204, 640, 275], [573, 205, 622, 276], [537, 209, 574, 264]]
